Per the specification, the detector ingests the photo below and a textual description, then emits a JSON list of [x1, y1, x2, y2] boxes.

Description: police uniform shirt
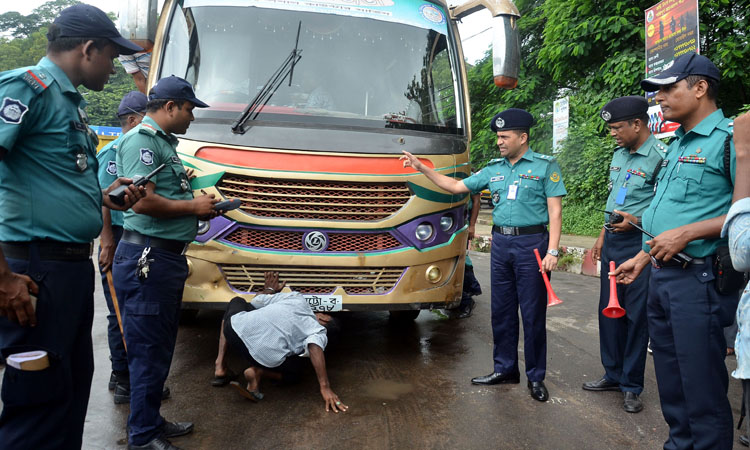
[[642, 109, 735, 257], [116, 116, 196, 242], [0, 57, 102, 243], [463, 149, 567, 227], [96, 136, 124, 227], [605, 134, 666, 221]]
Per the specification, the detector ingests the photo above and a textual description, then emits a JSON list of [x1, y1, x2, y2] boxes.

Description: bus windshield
[[160, 0, 462, 134]]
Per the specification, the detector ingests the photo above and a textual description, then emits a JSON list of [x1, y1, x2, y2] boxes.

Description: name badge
[[490, 176, 504, 182], [507, 184, 518, 200]]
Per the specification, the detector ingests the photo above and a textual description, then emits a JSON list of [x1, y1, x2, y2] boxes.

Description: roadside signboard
[[552, 96, 569, 153], [644, 0, 699, 138]]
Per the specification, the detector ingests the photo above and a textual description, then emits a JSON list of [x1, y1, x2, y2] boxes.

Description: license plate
[[304, 294, 343, 312]]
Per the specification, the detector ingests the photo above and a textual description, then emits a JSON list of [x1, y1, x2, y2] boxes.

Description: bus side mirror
[[119, 0, 159, 51], [451, 0, 521, 90]]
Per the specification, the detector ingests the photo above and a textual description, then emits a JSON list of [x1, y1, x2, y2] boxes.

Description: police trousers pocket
[[0, 349, 64, 407], [125, 302, 160, 317]]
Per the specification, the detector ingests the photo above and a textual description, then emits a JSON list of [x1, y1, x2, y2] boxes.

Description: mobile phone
[[108, 163, 167, 206], [214, 199, 242, 212]]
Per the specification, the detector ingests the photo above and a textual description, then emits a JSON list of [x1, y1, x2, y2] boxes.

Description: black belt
[[655, 256, 707, 268], [0, 241, 92, 261], [121, 230, 188, 254], [492, 225, 546, 236]]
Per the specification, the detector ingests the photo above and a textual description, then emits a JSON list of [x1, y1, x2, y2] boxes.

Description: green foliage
[[82, 62, 138, 127], [0, 0, 137, 126], [466, 0, 750, 235]]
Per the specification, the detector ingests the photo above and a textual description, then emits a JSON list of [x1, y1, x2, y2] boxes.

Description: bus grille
[[216, 175, 412, 221], [220, 227, 404, 252], [220, 265, 405, 295]]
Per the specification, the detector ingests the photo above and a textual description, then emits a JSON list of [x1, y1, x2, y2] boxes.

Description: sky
[[0, 0, 494, 64]]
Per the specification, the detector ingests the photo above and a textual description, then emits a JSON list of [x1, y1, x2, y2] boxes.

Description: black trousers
[[223, 297, 304, 383]]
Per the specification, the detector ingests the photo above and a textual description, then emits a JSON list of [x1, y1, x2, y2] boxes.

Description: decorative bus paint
[[120, 0, 520, 314]]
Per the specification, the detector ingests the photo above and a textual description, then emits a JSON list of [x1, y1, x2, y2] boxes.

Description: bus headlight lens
[[197, 220, 210, 235], [415, 223, 433, 241], [439, 215, 454, 231], [425, 265, 442, 283]]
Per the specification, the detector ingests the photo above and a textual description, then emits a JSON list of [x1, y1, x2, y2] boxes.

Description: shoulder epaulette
[[139, 123, 157, 136], [488, 158, 504, 164], [20, 68, 50, 95], [719, 118, 733, 135], [655, 141, 667, 154], [533, 153, 555, 163]]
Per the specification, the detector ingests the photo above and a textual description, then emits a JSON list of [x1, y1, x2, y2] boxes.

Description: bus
[[120, 0, 520, 320]]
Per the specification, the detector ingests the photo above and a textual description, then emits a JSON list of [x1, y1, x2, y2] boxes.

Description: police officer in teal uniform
[[615, 53, 739, 449], [402, 108, 566, 402], [584, 96, 665, 414], [0, 4, 144, 449], [97, 90, 147, 397], [113, 76, 218, 450]]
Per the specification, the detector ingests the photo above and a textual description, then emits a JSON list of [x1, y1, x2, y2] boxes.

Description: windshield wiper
[[231, 21, 303, 134]]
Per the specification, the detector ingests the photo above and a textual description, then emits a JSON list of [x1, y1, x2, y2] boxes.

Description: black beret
[[600, 96, 648, 123], [490, 108, 533, 132]]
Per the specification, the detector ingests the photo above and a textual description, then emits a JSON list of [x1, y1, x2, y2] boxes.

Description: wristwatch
[[261, 287, 276, 294], [547, 249, 559, 257]]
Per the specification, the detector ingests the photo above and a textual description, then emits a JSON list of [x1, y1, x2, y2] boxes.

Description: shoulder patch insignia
[[106, 160, 117, 175], [171, 156, 181, 164], [140, 148, 155, 166], [550, 172, 560, 183], [0, 97, 29, 124]]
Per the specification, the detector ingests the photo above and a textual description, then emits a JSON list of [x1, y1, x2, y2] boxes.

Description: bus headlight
[[439, 214, 454, 232], [197, 220, 210, 235], [415, 223, 434, 241], [425, 265, 442, 283]]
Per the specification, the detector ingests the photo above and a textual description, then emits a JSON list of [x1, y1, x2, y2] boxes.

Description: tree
[[466, 0, 750, 235]]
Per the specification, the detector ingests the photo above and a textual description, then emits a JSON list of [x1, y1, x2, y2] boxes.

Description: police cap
[[148, 76, 209, 108], [600, 96, 648, 123], [117, 91, 147, 117], [48, 4, 142, 55], [490, 108, 533, 132], [641, 52, 720, 92]]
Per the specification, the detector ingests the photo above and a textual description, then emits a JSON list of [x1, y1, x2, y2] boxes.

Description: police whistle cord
[[105, 271, 127, 352]]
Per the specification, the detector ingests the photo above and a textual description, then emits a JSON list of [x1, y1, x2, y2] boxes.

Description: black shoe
[[623, 392, 643, 413], [114, 383, 172, 404], [471, 372, 520, 385], [161, 421, 194, 438], [456, 299, 476, 319], [739, 434, 749, 447], [582, 377, 620, 392], [128, 437, 182, 450], [528, 381, 549, 402]]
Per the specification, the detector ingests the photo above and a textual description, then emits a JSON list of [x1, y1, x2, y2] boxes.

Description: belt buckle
[[502, 226, 514, 235]]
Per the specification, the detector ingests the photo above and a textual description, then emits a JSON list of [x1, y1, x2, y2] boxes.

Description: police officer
[[402, 108, 566, 402], [113, 75, 217, 450], [0, 4, 144, 449], [615, 53, 738, 449], [584, 96, 665, 413], [97, 90, 147, 397]]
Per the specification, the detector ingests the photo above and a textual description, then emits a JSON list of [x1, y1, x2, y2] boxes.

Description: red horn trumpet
[[602, 261, 626, 319], [533, 248, 563, 307]]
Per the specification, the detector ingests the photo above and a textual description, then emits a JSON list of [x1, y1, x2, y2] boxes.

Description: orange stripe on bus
[[194, 147, 434, 174]]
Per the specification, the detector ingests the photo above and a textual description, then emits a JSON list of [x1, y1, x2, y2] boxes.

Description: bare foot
[[244, 366, 262, 392], [215, 364, 228, 378]]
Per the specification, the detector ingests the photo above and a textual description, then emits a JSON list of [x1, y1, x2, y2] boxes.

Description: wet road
[[73, 251, 742, 448]]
